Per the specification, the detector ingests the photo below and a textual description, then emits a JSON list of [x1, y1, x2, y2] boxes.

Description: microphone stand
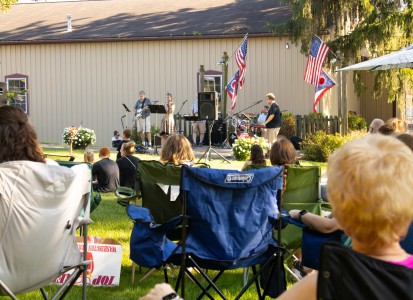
[[175, 100, 187, 134], [220, 100, 263, 149]]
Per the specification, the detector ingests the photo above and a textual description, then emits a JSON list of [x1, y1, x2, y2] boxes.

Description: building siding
[[0, 36, 352, 146]]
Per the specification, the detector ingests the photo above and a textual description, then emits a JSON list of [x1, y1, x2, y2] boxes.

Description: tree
[[267, 0, 413, 112], [1, 0, 17, 12]]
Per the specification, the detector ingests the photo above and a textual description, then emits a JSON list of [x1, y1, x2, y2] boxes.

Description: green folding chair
[[280, 165, 329, 280]]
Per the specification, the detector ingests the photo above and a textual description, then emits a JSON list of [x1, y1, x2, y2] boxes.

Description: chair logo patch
[[224, 173, 254, 183]]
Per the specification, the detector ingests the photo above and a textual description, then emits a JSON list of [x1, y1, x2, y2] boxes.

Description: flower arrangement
[[62, 127, 96, 149], [232, 135, 269, 161]]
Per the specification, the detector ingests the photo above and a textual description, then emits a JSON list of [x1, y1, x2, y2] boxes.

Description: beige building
[[0, 0, 378, 146]]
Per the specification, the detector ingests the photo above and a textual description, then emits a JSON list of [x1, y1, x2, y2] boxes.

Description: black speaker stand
[[197, 121, 231, 164]]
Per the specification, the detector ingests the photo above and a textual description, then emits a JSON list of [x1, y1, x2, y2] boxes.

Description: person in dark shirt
[[116, 128, 132, 160], [263, 92, 282, 148], [92, 146, 119, 192], [116, 141, 140, 188]]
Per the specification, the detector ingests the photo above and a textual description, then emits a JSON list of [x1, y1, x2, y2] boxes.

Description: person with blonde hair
[[159, 134, 195, 165], [116, 141, 140, 188], [278, 134, 413, 300], [161, 92, 175, 135], [83, 150, 95, 163], [378, 117, 407, 135]]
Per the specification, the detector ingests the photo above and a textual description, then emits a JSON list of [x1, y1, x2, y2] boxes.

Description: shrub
[[348, 114, 367, 131], [62, 127, 96, 149], [232, 135, 268, 161], [301, 130, 367, 162], [279, 111, 296, 139]]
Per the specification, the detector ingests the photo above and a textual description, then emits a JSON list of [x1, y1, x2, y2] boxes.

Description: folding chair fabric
[[317, 242, 413, 300], [179, 166, 283, 263], [0, 161, 91, 296], [136, 160, 184, 225], [127, 205, 182, 269], [171, 166, 285, 299]]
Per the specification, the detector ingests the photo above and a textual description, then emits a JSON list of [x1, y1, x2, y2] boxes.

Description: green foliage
[[279, 111, 296, 138], [348, 114, 367, 131], [301, 130, 367, 162], [232, 136, 268, 161], [271, 0, 413, 107], [62, 127, 97, 149]]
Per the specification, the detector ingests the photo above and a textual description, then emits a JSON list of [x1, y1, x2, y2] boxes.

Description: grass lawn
[[15, 146, 322, 299]]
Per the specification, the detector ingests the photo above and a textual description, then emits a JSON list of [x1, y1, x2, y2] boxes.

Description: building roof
[[0, 0, 292, 43]]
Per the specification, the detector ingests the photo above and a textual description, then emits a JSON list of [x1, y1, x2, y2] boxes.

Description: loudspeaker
[[198, 92, 218, 121], [0, 82, 7, 103]]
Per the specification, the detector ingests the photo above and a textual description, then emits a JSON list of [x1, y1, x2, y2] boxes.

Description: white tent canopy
[[339, 44, 413, 71]]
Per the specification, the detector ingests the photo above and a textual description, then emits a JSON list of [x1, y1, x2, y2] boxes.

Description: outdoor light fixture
[[285, 43, 289, 49]]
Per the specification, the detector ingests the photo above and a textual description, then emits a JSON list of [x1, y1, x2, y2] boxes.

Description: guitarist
[[134, 90, 152, 147]]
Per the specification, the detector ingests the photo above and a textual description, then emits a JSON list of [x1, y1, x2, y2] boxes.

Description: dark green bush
[[348, 114, 367, 131], [279, 111, 296, 138]]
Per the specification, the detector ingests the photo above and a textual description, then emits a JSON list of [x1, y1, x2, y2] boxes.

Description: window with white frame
[[5, 75, 28, 113]]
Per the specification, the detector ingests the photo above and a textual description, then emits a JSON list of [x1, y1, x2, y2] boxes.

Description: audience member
[[269, 138, 297, 166], [92, 146, 119, 192], [116, 128, 132, 160], [378, 117, 407, 135], [83, 150, 95, 163], [368, 118, 385, 134], [159, 134, 195, 165], [116, 141, 140, 188], [278, 134, 413, 300], [112, 130, 122, 148], [0, 105, 50, 164], [396, 133, 413, 151], [241, 144, 267, 171], [139, 283, 182, 300]]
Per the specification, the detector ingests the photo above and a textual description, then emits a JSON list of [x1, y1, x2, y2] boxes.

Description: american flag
[[226, 70, 240, 110], [313, 69, 335, 113], [235, 35, 248, 89], [304, 36, 330, 86]]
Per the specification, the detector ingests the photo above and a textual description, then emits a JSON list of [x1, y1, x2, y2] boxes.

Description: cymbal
[[242, 113, 257, 118]]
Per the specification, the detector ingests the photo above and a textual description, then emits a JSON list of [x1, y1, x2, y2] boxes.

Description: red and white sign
[[54, 236, 122, 286]]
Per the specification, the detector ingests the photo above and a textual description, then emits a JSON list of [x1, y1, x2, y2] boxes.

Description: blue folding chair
[[167, 165, 286, 300]]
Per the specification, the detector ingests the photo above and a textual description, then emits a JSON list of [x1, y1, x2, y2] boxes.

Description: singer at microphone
[[263, 92, 282, 147]]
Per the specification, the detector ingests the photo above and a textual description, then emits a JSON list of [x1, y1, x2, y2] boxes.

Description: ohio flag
[[314, 69, 335, 113], [226, 70, 240, 110]]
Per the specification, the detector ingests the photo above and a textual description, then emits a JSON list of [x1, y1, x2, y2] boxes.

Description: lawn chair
[[280, 165, 328, 279], [317, 242, 413, 300], [0, 161, 91, 300], [129, 160, 208, 284], [168, 165, 286, 300]]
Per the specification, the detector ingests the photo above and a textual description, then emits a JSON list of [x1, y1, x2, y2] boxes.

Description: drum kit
[[228, 112, 266, 145]]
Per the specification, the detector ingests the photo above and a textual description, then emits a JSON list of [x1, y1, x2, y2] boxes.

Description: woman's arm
[[277, 272, 317, 300], [289, 210, 340, 233]]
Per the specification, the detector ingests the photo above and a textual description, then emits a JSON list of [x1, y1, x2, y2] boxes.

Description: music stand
[[197, 120, 230, 164], [122, 103, 132, 129], [149, 104, 166, 154]]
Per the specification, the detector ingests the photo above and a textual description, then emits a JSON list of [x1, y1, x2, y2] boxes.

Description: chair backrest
[[58, 161, 99, 213], [180, 166, 284, 261], [317, 242, 413, 300], [0, 161, 91, 294], [281, 165, 324, 250], [283, 165, 321, 206], [136, 160, 208, 225]]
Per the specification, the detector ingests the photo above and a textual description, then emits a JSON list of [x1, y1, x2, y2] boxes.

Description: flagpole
[[227, 33, 248, 62]]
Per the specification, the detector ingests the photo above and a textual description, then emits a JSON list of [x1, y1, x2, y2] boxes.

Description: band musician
[[134, 90, 152, 147], [161, 92, 175, 135], [191, 96, 206, 147]]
